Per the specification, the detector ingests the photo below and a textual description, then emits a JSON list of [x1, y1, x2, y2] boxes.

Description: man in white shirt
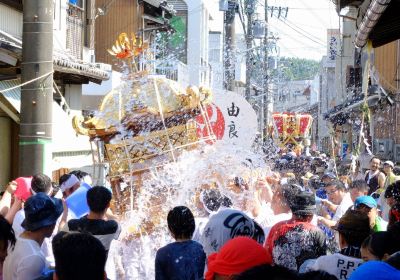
[[317, 180, 353, 228], [11, 174, 61, 268], [12, 174, 54, 237], [263, 184, 301, 238], [3, 193, 63, 280]]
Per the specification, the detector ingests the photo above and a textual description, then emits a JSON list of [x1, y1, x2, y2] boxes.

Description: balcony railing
[[66, 3, 84, 60], [155, 61, 189, 88]]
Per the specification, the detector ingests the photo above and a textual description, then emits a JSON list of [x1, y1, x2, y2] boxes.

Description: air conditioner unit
[[386, 139, 394, 156], [373, 139, 394, 159], [394, 145, 400, 163], [95, 63, 112, 72]]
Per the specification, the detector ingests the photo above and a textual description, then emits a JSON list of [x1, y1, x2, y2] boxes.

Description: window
[[346, 66, 362, 89]]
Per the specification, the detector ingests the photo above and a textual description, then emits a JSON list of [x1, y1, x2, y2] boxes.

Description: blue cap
[[22, 193, 63, 231], [321, 172, 336, 180], [355, 195, 377, 209]]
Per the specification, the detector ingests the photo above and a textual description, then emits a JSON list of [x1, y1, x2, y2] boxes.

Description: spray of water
[[95, 29, 273, 278], [104, 141, 269, 278]]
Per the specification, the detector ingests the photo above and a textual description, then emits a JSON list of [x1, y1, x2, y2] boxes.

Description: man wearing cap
[[321, 172, 336, 185], [307, 210, 371, 279], [382, 161, 398, 189], [354, 196, 387, 232], [378, 161, 400, 221], [265, 191, 327, 271], [301, 172, 314, 189], [3, 193, 63, 280]]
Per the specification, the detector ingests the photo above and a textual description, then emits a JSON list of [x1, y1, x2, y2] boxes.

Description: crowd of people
[[0, 171, 120, 280], [0, 151, 400, 279]]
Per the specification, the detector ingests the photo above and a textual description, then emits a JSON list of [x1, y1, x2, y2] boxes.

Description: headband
[[60, 174, 80, 192]]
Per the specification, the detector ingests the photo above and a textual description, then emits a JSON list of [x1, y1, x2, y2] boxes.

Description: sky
[[208, 0, 340, 61]]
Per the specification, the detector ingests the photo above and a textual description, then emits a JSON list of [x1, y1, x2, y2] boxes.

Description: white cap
[[384, 161, 395, 169]]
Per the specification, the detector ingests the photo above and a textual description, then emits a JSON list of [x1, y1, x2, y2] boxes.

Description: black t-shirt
[[65, 216, 120, 252]]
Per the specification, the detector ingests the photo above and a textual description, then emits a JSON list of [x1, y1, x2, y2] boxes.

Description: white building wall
[[235, 35, 247, 84], [65, 84, 83, 111], [209, 32, 224, 91], [318, 57, 336, 146], [335, 8, 357, 104], [273, 80, 312, 112], [53, 0, 68, 53], [186, 0, 202, 86], [185, 0, 212, 87], [0, 3, 22, 38]]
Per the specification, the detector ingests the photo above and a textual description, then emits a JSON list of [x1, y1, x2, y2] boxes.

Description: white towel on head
[[60, 174, 80, 192]]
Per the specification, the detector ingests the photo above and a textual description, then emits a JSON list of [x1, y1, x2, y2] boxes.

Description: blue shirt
[[349, 261, 400, 280], [155, 240, 206, 280]]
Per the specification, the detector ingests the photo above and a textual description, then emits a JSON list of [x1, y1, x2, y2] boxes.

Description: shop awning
[[0, 28, 110, 83], [324, 93, 380, 123]]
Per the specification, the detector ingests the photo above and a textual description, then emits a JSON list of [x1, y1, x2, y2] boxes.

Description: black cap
[[289, 191, 316, 215]]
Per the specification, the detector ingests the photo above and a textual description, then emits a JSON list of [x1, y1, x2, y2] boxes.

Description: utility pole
[[244, 0, 255, 101], [223, 1, 237, 91], [19, 0, 54, 176], [262, 0, 269, 141]]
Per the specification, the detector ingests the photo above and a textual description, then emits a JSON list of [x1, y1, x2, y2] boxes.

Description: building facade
[[0, 0, 110, 186], [324, 0, 400, 162]]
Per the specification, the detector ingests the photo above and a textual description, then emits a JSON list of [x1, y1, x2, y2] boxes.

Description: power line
[[276, 17, 327, 47], [283, 17, 327, 44], [268, 20, 325, 49], [295, 0, 334, 30]]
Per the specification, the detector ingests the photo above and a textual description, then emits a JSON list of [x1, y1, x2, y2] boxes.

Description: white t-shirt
[[263, 212, 292, 239], [12, 209, 59, 267], [254, 202, 275, 229], [308, 253, 363, 280], [378, 193, 390, 222], [3, 237, 47, 280], [333, 193, 353, 222], [12, 209, 25, 238], [192, 217, 209, 243]]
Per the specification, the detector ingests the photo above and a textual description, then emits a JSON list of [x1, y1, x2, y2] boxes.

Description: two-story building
[[0, 0, 111, 186], [324, 0, 400, 161], [94, 0, 214, 88]]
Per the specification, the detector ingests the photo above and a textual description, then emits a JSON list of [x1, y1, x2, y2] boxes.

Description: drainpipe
[[354, 0, 392, 48]]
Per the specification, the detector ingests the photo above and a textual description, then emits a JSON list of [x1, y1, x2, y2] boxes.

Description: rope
[[153, 79, 177, 162], [0, 71, 54, 94]]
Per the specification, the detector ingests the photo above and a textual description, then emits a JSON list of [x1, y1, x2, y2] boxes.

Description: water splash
[[106, 141, 269, 279]]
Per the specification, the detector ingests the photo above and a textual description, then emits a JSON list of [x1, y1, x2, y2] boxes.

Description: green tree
[[270, 57, 320, 81]]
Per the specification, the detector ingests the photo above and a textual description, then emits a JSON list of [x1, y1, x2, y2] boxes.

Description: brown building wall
[[374, 40, 400, 92], [372, 40, 400, 145], [95, 0, 140, 68], [373, 106, 396, 141]]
